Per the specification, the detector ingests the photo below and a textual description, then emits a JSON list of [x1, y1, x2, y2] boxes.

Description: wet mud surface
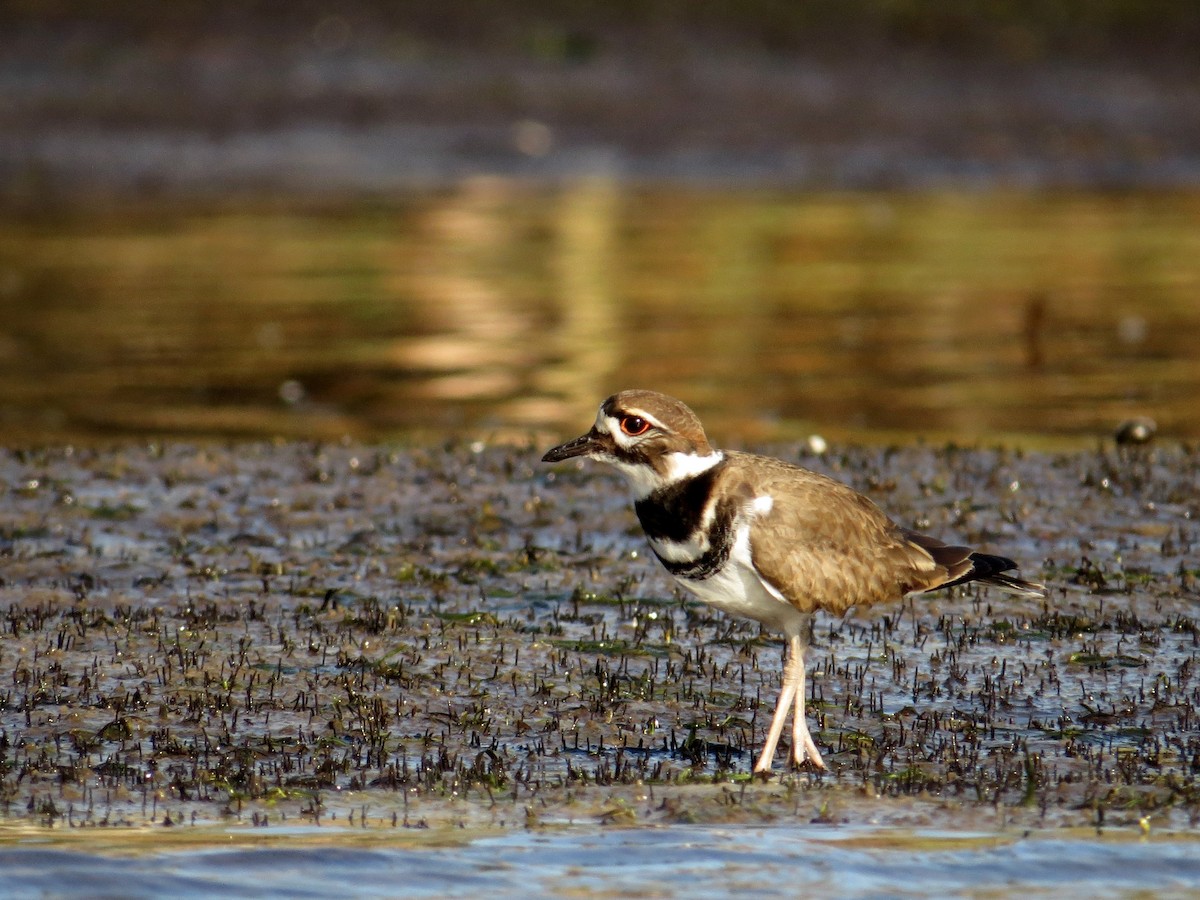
[[0, 438, 1198, 839]]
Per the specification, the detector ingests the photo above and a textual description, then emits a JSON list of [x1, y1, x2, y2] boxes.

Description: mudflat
[[1, 437, 1195, 833]]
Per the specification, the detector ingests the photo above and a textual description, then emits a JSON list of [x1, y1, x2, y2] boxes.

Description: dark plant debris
[[0, 438, 1198, 835]]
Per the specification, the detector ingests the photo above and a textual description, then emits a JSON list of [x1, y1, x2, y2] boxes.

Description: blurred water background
[[3, 189, 1199, 447], [2, 1, 1199, 447]]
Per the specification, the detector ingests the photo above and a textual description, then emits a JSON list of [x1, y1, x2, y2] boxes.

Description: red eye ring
[[620, 415, 651, 436]]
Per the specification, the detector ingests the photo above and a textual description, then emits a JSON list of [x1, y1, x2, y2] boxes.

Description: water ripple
[[3, 827, 1199, 899]]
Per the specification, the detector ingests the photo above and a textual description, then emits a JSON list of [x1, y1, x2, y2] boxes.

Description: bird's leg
[[754, 627, 826, 772], [753, 631, 826, 773], [753, 665, 797, 773], [788, 631, 825, 769]]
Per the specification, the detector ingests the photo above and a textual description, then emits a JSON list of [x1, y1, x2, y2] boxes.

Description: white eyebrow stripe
[[600, 407, 669, 434], [622, 407, 669, 431], [603, 408, 673, 449]]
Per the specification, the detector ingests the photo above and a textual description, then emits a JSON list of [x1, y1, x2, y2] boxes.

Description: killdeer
[[543, 390, 1046, 773]]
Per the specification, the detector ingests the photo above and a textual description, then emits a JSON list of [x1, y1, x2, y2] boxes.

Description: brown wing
[[724, 452, 950, 615]]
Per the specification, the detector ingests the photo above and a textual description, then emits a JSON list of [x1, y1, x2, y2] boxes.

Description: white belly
[[671, 524, 809, 634]]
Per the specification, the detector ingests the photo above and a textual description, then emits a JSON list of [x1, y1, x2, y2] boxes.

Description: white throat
[[609, 449, 724, 499]]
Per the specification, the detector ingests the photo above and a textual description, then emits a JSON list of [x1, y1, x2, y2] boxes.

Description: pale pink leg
[[790, 633, 825, 768], [754, 668, 798, 772], [754, 631, 825, 772]]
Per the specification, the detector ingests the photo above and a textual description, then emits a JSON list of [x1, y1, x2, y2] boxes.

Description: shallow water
[[1, 189, 1198, 446], [3, 825, 1199, 899]]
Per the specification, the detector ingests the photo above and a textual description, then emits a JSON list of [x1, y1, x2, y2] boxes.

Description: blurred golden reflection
[[0, 188, 1197, 446]]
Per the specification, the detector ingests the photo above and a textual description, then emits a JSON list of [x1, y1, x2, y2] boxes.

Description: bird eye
[[620, 415, 651, 436]]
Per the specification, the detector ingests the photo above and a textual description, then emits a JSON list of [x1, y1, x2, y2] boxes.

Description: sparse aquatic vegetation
[[0, 438, 1197, 835]]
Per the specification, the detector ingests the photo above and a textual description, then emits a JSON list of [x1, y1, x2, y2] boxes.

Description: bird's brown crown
[[600, 390, 713, 458]]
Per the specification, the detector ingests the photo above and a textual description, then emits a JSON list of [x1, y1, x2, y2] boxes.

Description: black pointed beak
[[542, 430, 603, 463]]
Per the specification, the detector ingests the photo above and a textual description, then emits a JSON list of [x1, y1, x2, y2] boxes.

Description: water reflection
[[0, 187, 1196, 445]]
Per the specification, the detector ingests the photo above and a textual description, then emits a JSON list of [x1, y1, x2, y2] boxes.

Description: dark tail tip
[[980, 572, 1048, 598], [944, 551, 1047, 597]]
